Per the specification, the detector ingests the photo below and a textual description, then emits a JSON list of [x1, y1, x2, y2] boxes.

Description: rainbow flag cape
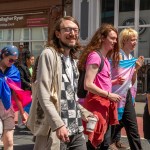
[[0, 65, 32, 111], [111, 58, 137, 120]]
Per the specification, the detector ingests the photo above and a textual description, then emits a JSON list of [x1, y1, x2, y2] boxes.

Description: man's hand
[[56, 126, 70, 143]]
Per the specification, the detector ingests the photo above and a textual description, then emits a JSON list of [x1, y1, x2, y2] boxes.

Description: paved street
[[0, 101, 150, 150]]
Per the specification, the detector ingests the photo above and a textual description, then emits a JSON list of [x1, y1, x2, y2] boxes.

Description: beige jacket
[[27, 47, 92, 137], [27, 47, 64, 136]]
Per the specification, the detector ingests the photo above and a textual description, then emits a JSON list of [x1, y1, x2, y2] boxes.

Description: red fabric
[[6, 78, 32, 111], [83, 93, 118, 148]]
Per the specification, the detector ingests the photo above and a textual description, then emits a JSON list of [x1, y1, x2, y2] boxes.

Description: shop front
[[0, 0, 63, 57]]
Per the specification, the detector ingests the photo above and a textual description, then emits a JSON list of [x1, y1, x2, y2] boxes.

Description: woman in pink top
[[78, 24, 121, 149]]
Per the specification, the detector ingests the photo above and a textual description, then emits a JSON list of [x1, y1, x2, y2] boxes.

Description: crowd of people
[[0, 15, 149, 150]]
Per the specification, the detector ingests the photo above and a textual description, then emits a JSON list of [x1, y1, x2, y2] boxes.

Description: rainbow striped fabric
[[0, 65, 31, 111]]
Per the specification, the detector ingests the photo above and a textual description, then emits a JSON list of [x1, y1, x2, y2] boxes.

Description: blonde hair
[[119, 28, 138, 49]]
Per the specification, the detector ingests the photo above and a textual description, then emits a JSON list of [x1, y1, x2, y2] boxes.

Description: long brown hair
[[78, 23, 120, 70], [49, 16, 82, 59], [32, 56, 40, 83]]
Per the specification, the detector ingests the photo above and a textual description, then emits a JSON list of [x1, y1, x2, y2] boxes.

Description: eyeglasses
[[60, 27, 79, 34], [9, 58, 18, 63]]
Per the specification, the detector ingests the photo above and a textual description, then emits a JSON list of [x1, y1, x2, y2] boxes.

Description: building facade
[[73, 0, 150, 97], [0, 0, 149, 97], [0, 0, 65, 57]]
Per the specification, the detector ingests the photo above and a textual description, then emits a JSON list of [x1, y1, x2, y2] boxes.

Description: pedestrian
[[0, 45, 29, 150], [18, 52, 34, 112], [27, 16, 93, 150], [18, 52, 34, 91], [110, 28, 144, 150], [78, 23, 121, 150]]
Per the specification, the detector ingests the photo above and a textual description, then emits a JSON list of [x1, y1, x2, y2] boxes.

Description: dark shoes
[[109, 140, 130, 150]]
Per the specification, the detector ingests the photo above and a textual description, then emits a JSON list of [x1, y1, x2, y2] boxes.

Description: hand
[[117, 77, 125, 85], [21, 111, 28, 124], [85, 114, 97, 122], [135, 56, 144, 70], [56, 126, 70, 143], [87, 115, 98, 122], [108, 93, 121, 102]]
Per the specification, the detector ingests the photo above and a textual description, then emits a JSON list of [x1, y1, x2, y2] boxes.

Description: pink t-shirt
[[86, 51, 112, 92]]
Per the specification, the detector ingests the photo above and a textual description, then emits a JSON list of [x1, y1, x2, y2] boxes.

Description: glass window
[[0, 30, 3, 41], [139, 27, 150, 58], [3, 29, 13, 41], [14, 29, 22, 41], [14, 28, 29, 41], [23, 29, 29, 40], [101, 0, 114, 24], [32, 41, 45, 57], [31, 27, 43, 40], [80, 0, 89, 40], [139, 0, 150, 25], [140, 0, 150, 10], [0, 42, 12, 49], [119, 0, 135, 26], [43, 27, 48, 40]]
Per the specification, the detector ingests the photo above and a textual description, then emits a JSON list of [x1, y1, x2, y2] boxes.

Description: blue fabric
[[0, 65, 20, 110], [119, 58, 137, 68], [117, 107, 125, 120], [111, 58, 137, 120], [24, 102, 31, 114]]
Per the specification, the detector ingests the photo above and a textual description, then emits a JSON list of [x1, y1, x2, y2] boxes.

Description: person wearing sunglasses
[[0, 45, 30, 150]]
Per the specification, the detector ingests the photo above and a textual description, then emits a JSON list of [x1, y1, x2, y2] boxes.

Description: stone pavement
[[0, 101, 150, 150], [120, 101, 150, 150], [0, 127, 34, 150]]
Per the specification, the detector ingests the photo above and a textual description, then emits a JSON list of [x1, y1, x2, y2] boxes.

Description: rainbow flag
[[0, 65, 32, 111]]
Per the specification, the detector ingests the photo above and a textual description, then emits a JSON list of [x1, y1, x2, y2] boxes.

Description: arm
[[12, 91, 28, 123], [18, 66, 31, 89], [147, 94, 150, 115], [37, 49, 69, 142], [84, 64, 121, 102], [77, 102, 93, 122], [37, 49, 64, 131]]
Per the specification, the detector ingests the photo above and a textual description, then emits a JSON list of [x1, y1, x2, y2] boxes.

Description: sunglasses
[[9, 58, 18, 63]]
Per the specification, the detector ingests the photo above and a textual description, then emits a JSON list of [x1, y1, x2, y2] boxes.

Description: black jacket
[[18, 63, 32, 91]]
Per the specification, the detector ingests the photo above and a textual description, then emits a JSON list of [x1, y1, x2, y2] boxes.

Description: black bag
[[77, 51, 104, 98]]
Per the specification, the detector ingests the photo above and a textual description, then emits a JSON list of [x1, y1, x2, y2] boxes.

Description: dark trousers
[[60, 132, 87, 150], [119, 90, 142, 150], [101, 90, 142, 150], [111, 123, 123, 142], [99, 125, 111, 150]]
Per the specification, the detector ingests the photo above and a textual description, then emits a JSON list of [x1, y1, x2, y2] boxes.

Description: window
[[0, 30, 3, 40], [0, 27, 48, 56], [80, 0, 89, 40], [101, 0, 114, 24]]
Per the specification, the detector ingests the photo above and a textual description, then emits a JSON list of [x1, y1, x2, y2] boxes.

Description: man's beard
[[59, 40, 76, 49]]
